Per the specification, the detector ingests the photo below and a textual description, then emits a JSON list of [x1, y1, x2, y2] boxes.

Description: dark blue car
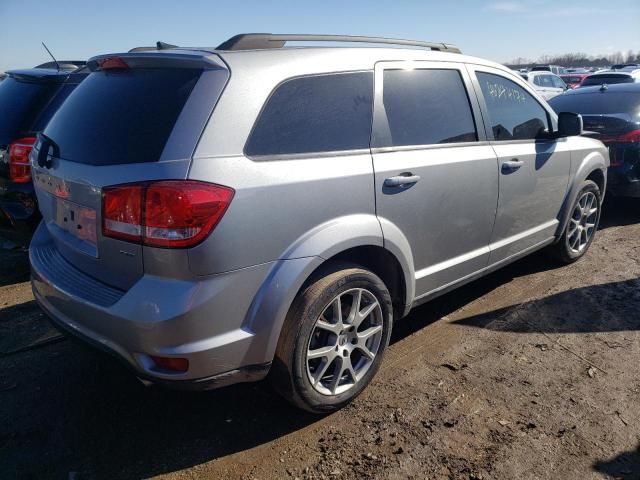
[[0, 67, 87, 243], [550, 83, 640, 198]]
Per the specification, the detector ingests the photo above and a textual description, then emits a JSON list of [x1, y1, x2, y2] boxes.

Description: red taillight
[[150, 356, 189, 373], [602, 129, 640, 144], [615, 129, 640, 143], [102, 185, 144, 242], [8, 136, 36, 183], [102, 181, 234, 248], [97, 57, 129, 70]]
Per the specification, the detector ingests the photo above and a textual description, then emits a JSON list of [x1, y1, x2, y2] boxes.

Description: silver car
[[30, 34, 609, 412]]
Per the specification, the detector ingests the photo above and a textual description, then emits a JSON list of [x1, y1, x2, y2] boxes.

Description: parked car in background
[[580, 70, 640, 87], [560, 73, 589, 89], [550, 83, 639, 197], [531, 65, 566, 75], [526, 70, 568, 100], [611, 63, 640, 71], [30, 34, 608, 412], [0, 67, 87, 243]]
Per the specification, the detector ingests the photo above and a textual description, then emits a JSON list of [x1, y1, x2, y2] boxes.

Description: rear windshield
[[44, 68, 201, 165], [549, 91, 640, 115], [581, 75, 633, 87], [0, 77, 59, 145]]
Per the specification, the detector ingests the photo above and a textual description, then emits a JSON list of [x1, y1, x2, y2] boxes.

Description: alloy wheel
[[566, 191, 599, 254], [306, 288, 384, 396]]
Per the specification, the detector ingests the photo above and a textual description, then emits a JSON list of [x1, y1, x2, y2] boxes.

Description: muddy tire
[[270, 263, 393, 413]]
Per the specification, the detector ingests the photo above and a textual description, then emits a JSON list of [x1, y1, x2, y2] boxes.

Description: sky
[[1, 0, 639, 72]]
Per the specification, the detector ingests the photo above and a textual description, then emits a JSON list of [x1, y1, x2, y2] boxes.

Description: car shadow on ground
[[0, 246, 30, 288], [391, 248, 565, 344], [600, 196, 640, 230], [452, 277, 640, 334], [593, 445, 640, 479]]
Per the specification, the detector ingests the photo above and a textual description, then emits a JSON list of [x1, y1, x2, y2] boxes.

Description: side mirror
[[557, 112, 583, 137]]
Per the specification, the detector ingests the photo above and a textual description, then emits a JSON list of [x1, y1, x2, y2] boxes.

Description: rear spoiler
[[87, 51, 225, 71]]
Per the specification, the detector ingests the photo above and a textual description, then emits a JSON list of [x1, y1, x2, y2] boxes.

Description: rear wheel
[[271, 264, 393, 413], [551, 180, 601, 263]]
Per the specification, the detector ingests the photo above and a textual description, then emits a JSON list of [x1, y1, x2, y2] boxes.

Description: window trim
[[242, 69, 375, 161], [371, 60, 485, 150], [466, 64, 557, 143]]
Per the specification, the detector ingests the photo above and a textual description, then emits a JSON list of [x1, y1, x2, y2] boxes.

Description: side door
[[372, 61, 499, 299], [468, 66, 572, 264]]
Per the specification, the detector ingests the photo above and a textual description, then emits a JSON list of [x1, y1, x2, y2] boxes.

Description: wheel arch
[[556, 150, 608, 237], [243, 214, 414, 367]]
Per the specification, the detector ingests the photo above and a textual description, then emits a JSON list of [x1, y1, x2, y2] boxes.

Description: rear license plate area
[[55, 198, 97, 246]]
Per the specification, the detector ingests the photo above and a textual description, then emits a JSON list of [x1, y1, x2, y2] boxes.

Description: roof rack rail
[[128, 41, 178, 53], [216, 33, 461, 54]]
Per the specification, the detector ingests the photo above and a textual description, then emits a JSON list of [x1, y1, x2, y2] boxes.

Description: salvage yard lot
[[1, 198, 639, 480]]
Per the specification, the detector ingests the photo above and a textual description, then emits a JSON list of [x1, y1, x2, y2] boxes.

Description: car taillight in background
[[601, 130, 640, 167], [8, 137, 36, 183], [102, 180, 234, 248], [614, 129, 640, 144]]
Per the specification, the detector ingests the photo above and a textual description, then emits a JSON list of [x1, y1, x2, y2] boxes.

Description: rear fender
[[557, 149, 608, 237], [243, 214, 414, 364]]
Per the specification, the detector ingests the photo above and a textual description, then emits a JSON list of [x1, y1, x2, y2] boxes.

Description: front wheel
[[551, 180, 602, 263], [270, 264, 393, 413]]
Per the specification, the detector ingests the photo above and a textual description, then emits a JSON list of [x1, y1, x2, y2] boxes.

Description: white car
[[525, 71, 568, 100]]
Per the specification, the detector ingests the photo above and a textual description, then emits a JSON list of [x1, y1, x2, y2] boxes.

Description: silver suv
[[30, 34, 609, 412]]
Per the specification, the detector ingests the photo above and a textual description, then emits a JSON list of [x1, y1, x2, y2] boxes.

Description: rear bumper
[[0, 179, 39, 243], [30, 223, 279, 390], [606, 145, 640, 197]]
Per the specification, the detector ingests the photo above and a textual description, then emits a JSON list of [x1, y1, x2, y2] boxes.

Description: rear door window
[[44, 68, 201, 165], [377, 69, 478, 147], [245, 71, 374, 157], [0, 77, 59, 145], [476, 72, 550, 141]]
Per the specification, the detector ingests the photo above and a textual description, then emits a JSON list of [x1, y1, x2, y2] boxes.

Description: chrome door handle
[[384, 174, 421, 188], [502, 159, 524, 172]]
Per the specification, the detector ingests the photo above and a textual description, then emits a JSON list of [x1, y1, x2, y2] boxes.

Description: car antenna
[[41, 42, 60, 71]]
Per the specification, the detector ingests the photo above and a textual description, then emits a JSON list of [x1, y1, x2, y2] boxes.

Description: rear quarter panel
[[556, 136, 609, 235]]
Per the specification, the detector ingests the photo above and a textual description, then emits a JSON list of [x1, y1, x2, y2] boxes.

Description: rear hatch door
[[32, 52, 229, 290]]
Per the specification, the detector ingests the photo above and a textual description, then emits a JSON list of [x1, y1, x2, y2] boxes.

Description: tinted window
[[581, 75, 634, 87], [0, 77, 59, 145], [44, 68, 201, 165], [380, 69, 477, 147], [245, 72, 373, 157], [549, 91, 640, 115], [32, 83, 80, 131], [477, 72, 550, 141], [533, 76, 543, 86]]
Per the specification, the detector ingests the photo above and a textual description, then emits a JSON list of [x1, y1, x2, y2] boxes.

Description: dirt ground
[[1, 197, 639, 480]]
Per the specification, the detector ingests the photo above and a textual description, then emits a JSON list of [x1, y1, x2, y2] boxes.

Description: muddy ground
[[1, 197, 639, 480]]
